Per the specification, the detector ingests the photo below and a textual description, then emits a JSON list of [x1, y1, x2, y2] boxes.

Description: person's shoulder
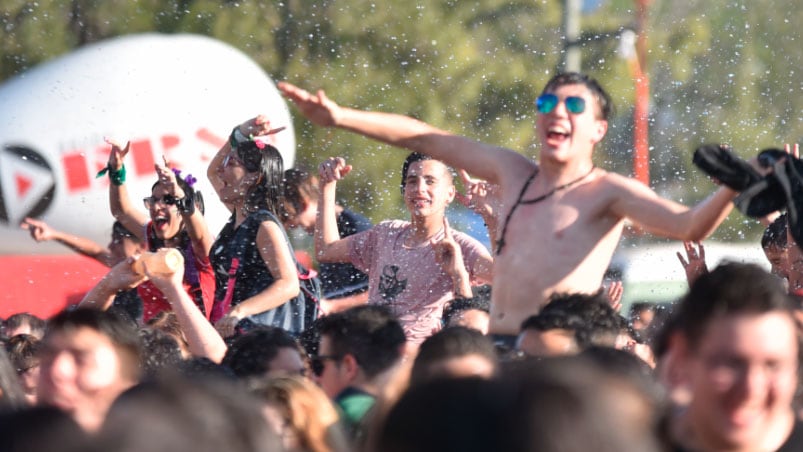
[[451, 228, 490, 252], [338, 209, 373, 230], [592, 169, 652, 193]]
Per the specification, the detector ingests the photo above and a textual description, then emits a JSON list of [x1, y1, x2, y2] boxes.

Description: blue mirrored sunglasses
[[535, 94, 586, 114]]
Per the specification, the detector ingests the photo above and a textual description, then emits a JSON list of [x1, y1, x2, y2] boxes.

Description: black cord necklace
[[495, 165, 596, 255]]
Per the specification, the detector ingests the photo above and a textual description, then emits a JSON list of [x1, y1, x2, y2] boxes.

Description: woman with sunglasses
[[104, 138, 216, 323], [207, 116, 304, 338]]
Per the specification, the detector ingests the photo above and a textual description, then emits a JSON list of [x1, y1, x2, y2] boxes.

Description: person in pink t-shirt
[[314, 153, 493, 345]]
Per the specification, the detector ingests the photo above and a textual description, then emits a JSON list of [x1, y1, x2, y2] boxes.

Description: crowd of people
[[3, 71, 803, 451]]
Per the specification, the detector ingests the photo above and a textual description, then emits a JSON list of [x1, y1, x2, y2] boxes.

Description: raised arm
[[145, 258, 227, 363], [431, 218, 473, 298], [208, 116, 287, 212], [455, 169, 501, 247], [21, 217, 115, 267], [608, 173, 735, 241], [105, 139, 148, 242], [79, 257, 146, 311], [214, 221, 301, 338], [314, 157, 356, 263], [278, 82, 531, 186], [155, 160, 213, 260]]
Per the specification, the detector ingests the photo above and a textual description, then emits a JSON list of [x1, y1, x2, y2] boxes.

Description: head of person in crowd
[[670, 262, 799, 451], [376, 357, 660, 452], [282, 166, 320, 234], [176, 357, 236, 380], [441, 295, 491, 334], [138, 327, 183, 380], [108, 221, 144, 264], [400, 152, 456, 220], [541, 291, 626, 349], [409, 326, 498, 386], [221, 326, 308, 379], [5, 334, 41, 404], [629, 301, 656, 334], [248, 374, 351, 452], [0, 405, 91, 452], [96, 375, 280, 452], [0, 347, 28, 411], [217, 137, 285, 216], [579, 346, 663, 409], [146, 167, 205, 242], [146, 311, 191, 358], [516, 310, 582, 358], [314, 306, 406, 399], [540, 71, 613, 122], [762, 213, 789, 280], [36, 307, 142, 432], [3, 313, 46, 339]]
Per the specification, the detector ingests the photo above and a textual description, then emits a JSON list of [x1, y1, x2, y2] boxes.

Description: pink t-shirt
[[348, 220, 490, 345]]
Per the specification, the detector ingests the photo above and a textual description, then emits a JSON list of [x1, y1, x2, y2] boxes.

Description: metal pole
[[562, 0, 582, 72]]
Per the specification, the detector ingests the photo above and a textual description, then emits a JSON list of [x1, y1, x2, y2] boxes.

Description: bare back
[[490, 168, 625, 334]]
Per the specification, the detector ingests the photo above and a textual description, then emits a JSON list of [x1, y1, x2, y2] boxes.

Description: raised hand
[[318, 157, 353, 184], [278, 82, 341, 127], [676, 241, 708, 285], [431, 217, 471, 297], [154, 156, 185, 199], [214, 311, 242, 339], [785, 143, 800, 159], [455, 169, 501, 220], [104, 137, 130, 170], [237, 114, 286, 139], [605, 280, 624, 312], [20, 217, 55, 242]]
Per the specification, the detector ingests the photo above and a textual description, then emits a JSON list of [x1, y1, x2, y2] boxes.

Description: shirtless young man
[[279, 72, 736, 336]]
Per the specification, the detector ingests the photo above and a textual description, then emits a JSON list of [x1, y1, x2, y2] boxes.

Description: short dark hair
[[540, 292, 625, 349], [541, 72, 613, 121], [674, 262, 795, 347], [317, 306, 406, 379], [442, 296, 491, 326], [111, 221, 140, 243], [46, 308, 142, 381], [410, 326, 498, 386], [221, 326, 301, 378], [400, 152, 453, 194], [5, 334, 40, 374], [138, 328, 183, 380], [520, 310, 583, 333], [761, 213, 788, 250], [4, 313, 46, 338]]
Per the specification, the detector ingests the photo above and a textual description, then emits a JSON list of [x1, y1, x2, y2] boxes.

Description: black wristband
[[176, 191, 195, 215]]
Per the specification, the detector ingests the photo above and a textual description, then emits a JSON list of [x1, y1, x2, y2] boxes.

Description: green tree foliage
[[1, 0, 800, 241]]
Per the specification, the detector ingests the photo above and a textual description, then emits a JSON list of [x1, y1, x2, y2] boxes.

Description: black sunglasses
[[143, 194, 179, 208], [309, 354, 342, 377]]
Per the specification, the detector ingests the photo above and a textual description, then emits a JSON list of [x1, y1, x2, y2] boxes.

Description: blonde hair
[[248, 375, 350, 452]]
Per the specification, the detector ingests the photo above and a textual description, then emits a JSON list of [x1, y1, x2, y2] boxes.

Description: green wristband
[[109, 165, 126, 185], [95, 164, 126, 185]]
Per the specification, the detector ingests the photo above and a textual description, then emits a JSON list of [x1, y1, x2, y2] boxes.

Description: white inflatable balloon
[[0, 33, 295, 254]]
